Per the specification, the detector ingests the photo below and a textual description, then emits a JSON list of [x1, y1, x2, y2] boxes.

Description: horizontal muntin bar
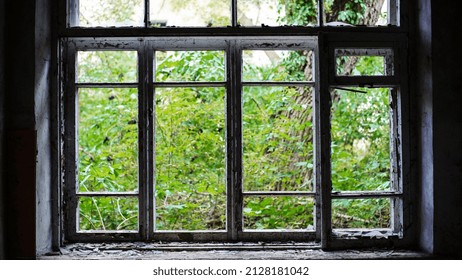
[[331, 191, 401, 199], [242, 81, 315, 87], [243, 191, 315, 196], [153, 82, 226, 87], [330, 76, 400, 87], [77, 191, 139, 197], [76, 230, 138, 234], [154, 230, 227, 234], [242, 229, 315, 233], [60, 26, 406, 38], [76, 83, 138, 88]]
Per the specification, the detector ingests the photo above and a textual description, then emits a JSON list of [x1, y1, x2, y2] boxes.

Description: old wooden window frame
[[57, 0, 411, 249]]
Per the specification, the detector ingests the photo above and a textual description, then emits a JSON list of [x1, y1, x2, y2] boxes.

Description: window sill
[[38, 242, 429, 260]]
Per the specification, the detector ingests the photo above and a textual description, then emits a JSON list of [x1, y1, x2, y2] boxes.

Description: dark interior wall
[[430, 2, 462, 258], [0, 0, 6, 260], [416, 0, 462, 258], [2, 0, 53, 258], [4, 0, 38, 259]]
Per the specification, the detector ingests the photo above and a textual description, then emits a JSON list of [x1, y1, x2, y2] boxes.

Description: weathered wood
[[76, 192, 138, 197]]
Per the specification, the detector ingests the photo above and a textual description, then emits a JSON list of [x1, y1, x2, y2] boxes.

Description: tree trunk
[[277, 0, 385, 191]]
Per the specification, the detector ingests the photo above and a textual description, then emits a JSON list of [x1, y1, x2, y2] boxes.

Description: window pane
[[332, 198, 391, 229], [243, 50, 313, 82], [237, 0, 279, 26], [78, 51, 138, 83], [155, 51, 225, 82], [324, 0, 388, 26], [79, 0, 144, 27], [243, 86, 314, 192], [335, 48, 393, 76], [277, 0, 319, 26], [238, 0, 318, 26], [150, 0, 231, 27], [155, 87, 226, 230], [78, 88, 138, 192], [331, 88, 391, 192], [78, 197, 138, 231], [244, 196, 315, 230]]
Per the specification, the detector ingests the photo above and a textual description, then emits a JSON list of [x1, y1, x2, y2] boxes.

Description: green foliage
[[278, 0, 317, 25], [243, 86, 313, 192], [78, 88, 138, 193], [330, 56, 392, 227], [154, 51, 227, 230], [244, 197, 314, 229], [332, 199, 390, 228], [79, 197, 138, 231], [331, 87, 390, 192]]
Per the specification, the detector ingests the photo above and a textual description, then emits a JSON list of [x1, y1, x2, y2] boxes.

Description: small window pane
[[335, 48, 393, 76], [244, 196, 315, 230], [324, 0, 388, 26], [150, 0, 231, 27], [78, 88, 138, 192], [331, 88, 391, 192], [78, 197, 138, 231], [155, 51, 225, 82], [238, 0, 318, 26], [332, 198, 391, 229], [237, 0, 279, 26], [78, 51, 138, 83], [155, 87, 226, 231], [274, 0, 318, 26], [243, 50, 313, 82], [79, 0, 144, 27], [243, 86, 314, 192]]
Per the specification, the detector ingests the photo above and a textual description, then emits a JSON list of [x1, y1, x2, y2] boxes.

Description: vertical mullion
[[228, 40, 242, 240], [317, 0, 324, 27], [390, 87, 399, 234], [68, 0, 79, 27], [313, 45, 322, 241], [138, 42, 151, 240], [318, 34, 332, 249], [232, 0, 238, 26], [64, 41, 78, 239], [147, 43, 155, 237], [226, 42, 234, 239], [388, 0, 399, 26], [145, 0, 150, 28]]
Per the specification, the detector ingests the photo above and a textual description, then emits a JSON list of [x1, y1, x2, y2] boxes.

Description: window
[[60, 0, 410, 248]]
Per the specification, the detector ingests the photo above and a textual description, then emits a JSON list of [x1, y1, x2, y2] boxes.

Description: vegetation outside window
[[60, 0, 410, 249]]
